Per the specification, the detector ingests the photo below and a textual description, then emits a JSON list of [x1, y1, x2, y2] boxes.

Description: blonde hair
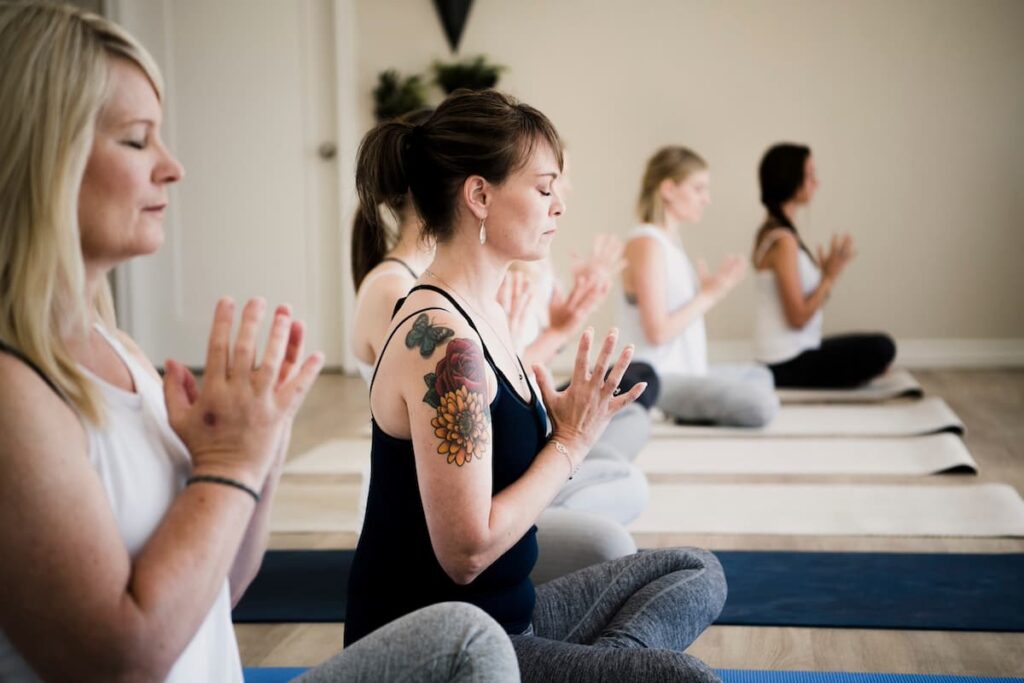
[[0, 1, 164, 422], [636, 146, 707, 225]]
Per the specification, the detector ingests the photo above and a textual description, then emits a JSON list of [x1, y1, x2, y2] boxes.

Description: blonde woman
[[621, 146, 779, 427], [0, 3, 519, 681]]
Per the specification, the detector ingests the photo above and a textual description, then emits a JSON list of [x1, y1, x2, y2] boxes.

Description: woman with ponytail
[[753, 143, 895, 388], [347, 89, 725, 682], [620, 146, 779, 427], [0, 4, 520, 681]]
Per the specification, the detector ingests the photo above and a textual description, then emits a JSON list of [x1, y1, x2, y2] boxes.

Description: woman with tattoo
[[0, 5, 522, 681], [347, 89, 727, 682]]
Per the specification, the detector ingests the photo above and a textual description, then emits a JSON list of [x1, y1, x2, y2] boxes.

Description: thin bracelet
[[187, 474, 261, 504], [550, 439, 578, 480]]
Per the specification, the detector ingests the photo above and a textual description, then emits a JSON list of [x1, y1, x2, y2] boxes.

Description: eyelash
[[539, 190, 551, 197], [123, 140, 146, 150]]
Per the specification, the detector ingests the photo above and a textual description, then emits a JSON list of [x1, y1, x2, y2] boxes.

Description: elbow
[[86, 622, 178, 683], [783, 309, 810, 330], [641, 323, 667, 347], [439, 552, 489, 586]]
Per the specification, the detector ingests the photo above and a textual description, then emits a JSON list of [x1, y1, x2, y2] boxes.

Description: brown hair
[[636, 146, 707, 225], [355, 89, 563, 250], [351, 107, 432, 289]]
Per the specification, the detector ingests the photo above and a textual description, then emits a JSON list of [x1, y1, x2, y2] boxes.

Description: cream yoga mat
[[650, 397, 964, 438], [634, 433, 977, 476], [285, 439, 369, 478], [628, 483, 1024, 537], [776, 369, 923, 404]]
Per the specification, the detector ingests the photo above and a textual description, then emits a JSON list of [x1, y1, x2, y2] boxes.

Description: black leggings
[[769, 333, 896, 389]]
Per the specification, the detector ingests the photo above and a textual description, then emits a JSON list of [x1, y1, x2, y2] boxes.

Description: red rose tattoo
[[421, 338, 490, 464]]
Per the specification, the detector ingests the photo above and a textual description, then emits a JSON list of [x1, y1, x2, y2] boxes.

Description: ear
[[462, 175, 490, 221], [658, 177, 678, 202]]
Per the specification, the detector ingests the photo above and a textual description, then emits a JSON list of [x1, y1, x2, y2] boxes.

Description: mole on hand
[[203, 412, 217, 427]]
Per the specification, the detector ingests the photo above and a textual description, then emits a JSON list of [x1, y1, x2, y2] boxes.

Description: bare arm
[[624, 236, 743, 346], [762, 233, 853, 329], [0, 300, 322, 682], [385, 313, 643, 585]]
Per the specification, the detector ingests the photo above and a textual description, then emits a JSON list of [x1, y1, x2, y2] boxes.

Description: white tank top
[[753, 229, 824, 364], [619, 225, 708, 376], [0, 325, 242, 682], [352, 263, 418, 384]]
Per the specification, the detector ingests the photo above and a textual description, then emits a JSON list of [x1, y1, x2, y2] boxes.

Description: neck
[[425, 228, 509, 314], [654, 213, 684, 238]]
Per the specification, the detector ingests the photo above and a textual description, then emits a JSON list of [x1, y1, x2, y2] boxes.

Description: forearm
[[441, 442, 573, 583], [644, 292, 716, 346], [787, 277, 833, 328], [125, 484, 256, 671], [228, 476, 278, 605]]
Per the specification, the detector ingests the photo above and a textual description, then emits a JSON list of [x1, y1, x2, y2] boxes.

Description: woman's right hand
[[162, 298, 325, 491], [532, 328, 647, 462], [697, 253, 747, 302], [818, 234, 856, 280]]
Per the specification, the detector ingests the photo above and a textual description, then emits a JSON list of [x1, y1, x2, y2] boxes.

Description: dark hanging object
[[433, 0, 473, 53]]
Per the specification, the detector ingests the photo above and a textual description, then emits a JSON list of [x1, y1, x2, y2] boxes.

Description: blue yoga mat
[[233, 550, 1024, 632], [242, 669, 1024, 683]]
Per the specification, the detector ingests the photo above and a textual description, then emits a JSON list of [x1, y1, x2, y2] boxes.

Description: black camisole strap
[[369, 306, 449, 392], [0, 339, 66, 402], [380, 257, 419, 280], [404, 284, 502, 370]]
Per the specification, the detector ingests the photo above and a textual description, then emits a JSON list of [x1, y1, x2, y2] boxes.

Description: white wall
[[351, 0, 1024, 365]]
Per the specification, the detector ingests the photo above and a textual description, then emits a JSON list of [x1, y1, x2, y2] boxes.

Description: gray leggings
[[295, 602, 518, 682], [512, 548, 727, 683], [658, 364, 779, 428]]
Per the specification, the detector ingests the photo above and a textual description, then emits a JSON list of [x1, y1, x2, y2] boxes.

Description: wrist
[[189, 461, 264, 493]]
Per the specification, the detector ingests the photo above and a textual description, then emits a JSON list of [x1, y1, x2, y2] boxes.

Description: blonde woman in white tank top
[[753, 143, 895, 389], [0, 6, 522, 682], [621, 147, 779, 428]]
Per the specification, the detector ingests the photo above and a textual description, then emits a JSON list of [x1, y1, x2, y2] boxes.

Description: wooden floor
[[237, 369, 1024, 675]]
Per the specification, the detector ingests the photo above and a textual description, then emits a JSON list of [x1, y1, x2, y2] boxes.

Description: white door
[[110, 0, 344, 367]]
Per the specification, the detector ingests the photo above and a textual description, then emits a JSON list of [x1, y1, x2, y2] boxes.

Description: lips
[[142, 204, 167, 212]]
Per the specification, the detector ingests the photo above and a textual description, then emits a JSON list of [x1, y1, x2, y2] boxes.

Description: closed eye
[[539, 190, 551, 197], [123, 140, 146, 150]]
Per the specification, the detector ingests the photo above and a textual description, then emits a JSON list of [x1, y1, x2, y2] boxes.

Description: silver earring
[[479, 219, 487, 245]]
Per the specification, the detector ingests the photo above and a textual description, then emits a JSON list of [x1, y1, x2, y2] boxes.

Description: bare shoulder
[[0, 351, 86, 475], [758, 230, 798, 270]]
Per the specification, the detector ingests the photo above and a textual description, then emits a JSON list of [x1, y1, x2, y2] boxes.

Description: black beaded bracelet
[[187, 474, 261, 504]]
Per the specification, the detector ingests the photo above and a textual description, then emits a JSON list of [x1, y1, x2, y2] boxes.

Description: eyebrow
[[535, 172, 559, 179]]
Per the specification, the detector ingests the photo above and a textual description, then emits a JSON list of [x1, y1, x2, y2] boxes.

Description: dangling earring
[[478, 219, 487, 245]]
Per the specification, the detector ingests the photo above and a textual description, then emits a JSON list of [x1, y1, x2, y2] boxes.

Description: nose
[[551, 190, 566, 217], [155, 142, 185, 184]]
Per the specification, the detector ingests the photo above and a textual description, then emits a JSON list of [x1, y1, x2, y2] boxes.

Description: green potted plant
[[432, 55, 505, 94], [373, 70, 428, 122]]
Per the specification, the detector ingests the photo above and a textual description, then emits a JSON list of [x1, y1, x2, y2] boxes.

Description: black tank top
[[345, 285, 549, 644]]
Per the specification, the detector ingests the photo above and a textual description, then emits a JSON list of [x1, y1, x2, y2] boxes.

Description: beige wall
[[352, 0, 1024, 358]]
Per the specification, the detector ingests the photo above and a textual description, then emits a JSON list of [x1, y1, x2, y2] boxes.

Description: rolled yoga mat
[[629, 483, 1024, 537], [776, 369, 923, 404], [286, 432, 978, 481], [234, 549, 1024, 632], [633, 433, 978, 476], [650, 398, 964, 439], [270, 480, 1024, 537], [245, 670, 1024, 683]]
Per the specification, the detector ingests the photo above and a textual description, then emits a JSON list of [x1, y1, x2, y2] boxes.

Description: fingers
[[610, 380, 648, 412], [163, 359, 190, 426], [280, 351, 325, 415], [571, 328, 594, 387], [231, 298, 267, 378], [590, 328, 618, 385], [278, 319, 306, 387], [205, 297, 235, 380], [257, 306, 292, 388], [532, 363, 559, 409], [602, 341, 634, 396]]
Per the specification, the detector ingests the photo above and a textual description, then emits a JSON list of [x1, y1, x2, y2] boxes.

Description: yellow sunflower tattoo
[[431, 385, 489, 466]]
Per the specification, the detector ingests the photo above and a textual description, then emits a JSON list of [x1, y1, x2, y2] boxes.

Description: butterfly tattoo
[[405, 313, 455, 358]]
